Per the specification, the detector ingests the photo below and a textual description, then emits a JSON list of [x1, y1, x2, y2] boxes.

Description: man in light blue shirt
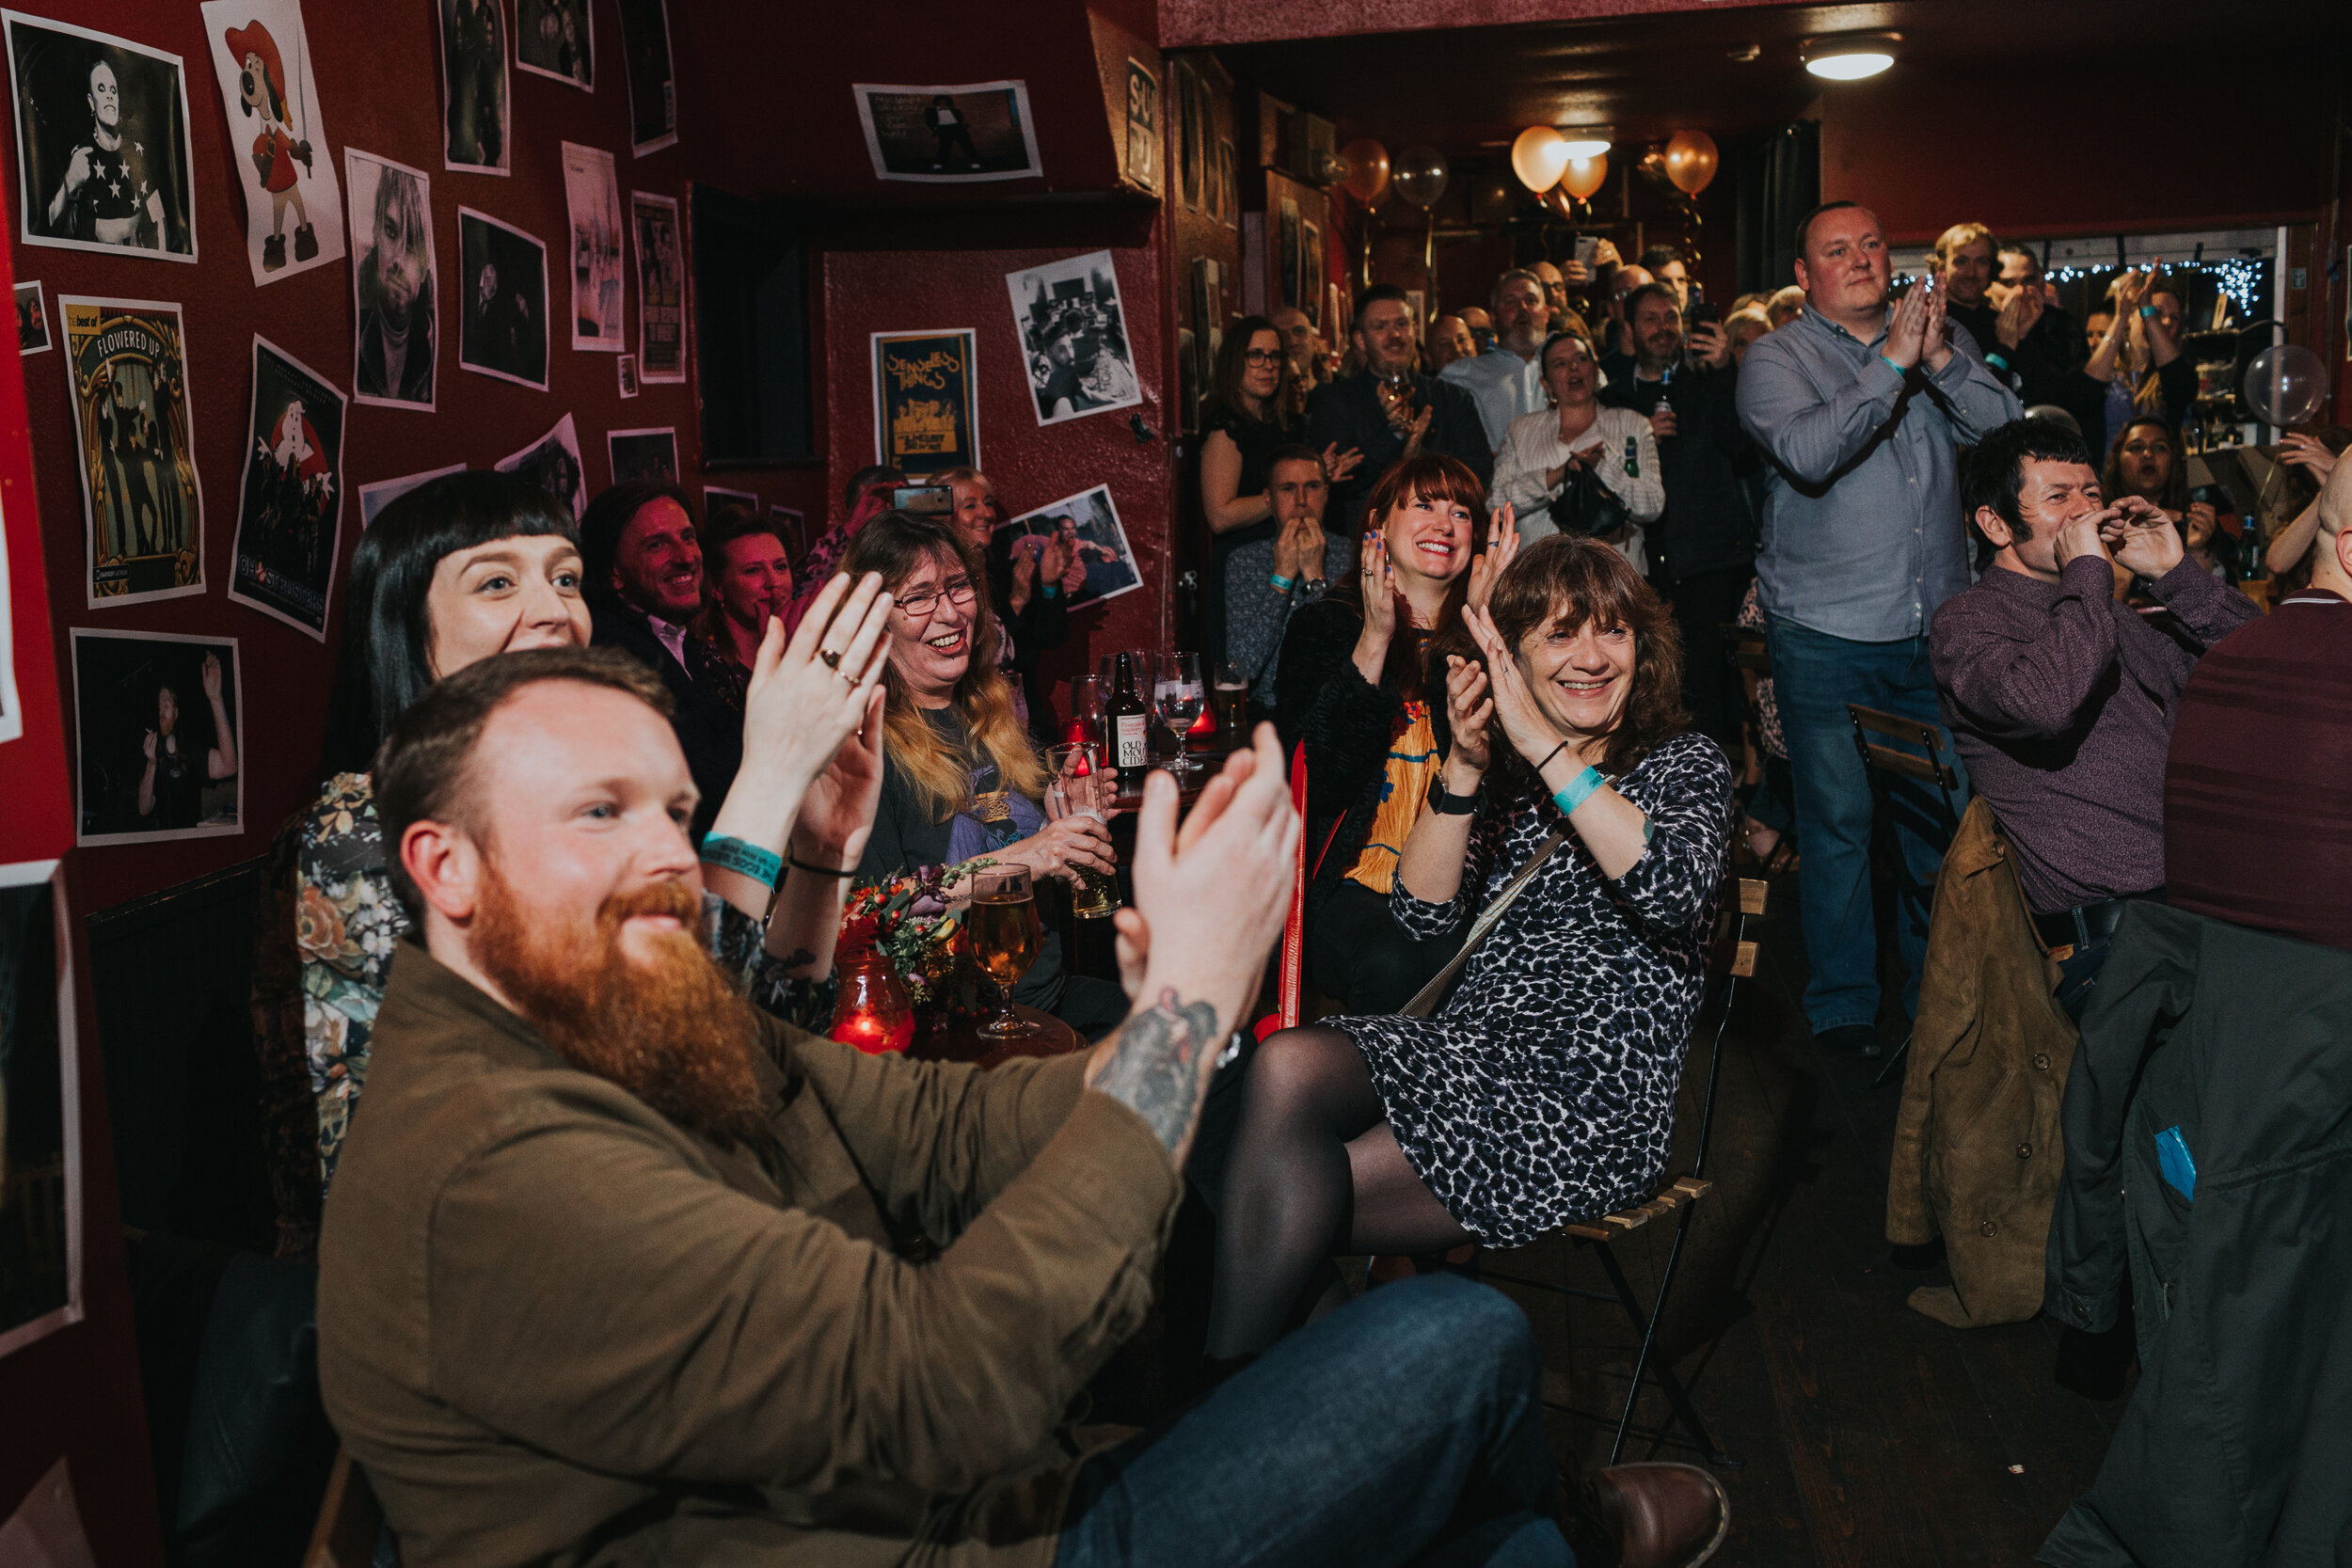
[[1440, 268, 1550, 453], [1736, 199, 2021, 1057]]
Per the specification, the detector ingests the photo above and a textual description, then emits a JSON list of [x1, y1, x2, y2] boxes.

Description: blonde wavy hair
[[842, 510, 1045, 821]]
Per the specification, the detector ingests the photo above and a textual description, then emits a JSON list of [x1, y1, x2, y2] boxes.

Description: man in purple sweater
[[1931, 419, 2257, 1018]]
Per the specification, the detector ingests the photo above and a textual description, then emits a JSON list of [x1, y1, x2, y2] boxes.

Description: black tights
[[1204, 1026, 1471, 1357]]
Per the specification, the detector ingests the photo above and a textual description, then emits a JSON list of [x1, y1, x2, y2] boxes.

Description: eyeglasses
[[1243, 348, 1282, 366], [895, 577, 977, 619], [2120, 439, 2172, 457]]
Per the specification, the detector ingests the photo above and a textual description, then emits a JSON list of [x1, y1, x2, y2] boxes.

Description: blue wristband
[[1269, 572, 1296, 593], [1041, 583, 1059, 598], [2138, 305, 2157, 319], [1879, 354, 1910, 377], [1550, 765, 1607, 816], [1984, 351, 2011, 372], [699, 833, 783, 887]]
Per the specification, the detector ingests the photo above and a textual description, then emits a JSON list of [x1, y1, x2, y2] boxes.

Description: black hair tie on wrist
[[1534, 739, 1570, 774]]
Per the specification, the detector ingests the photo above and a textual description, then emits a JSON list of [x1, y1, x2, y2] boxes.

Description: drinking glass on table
[[962, 866, 1042, 1038], [1213, 659, 1250, 746], [1152, 652, 1207, 779], [1067, 673, 1104, 747], [1045, 741, 1122, 919]]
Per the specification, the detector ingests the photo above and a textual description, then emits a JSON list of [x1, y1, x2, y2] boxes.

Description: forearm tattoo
[[1092, 990, 1222, 1153]]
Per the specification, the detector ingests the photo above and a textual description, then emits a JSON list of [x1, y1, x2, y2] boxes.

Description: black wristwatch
[[1427, 780, 1481, 816]]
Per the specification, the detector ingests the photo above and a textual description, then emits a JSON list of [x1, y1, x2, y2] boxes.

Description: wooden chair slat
[[1847, 703, 1951, 752], [1859, 743, 1955, 787], [1731, 940, 1758, 979], [1564, 1222, 1613, 1241], [1734, 878, 1768, 917]]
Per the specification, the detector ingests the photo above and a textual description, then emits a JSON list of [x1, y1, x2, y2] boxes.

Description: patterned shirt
[[251, 772, 834, 1259], [1343, 697, 1439, 897]]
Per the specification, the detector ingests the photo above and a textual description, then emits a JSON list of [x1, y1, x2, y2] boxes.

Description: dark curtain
[[1735, 121, 1820, 297]]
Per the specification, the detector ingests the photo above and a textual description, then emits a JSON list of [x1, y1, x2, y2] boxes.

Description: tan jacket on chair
[[1886, 797, 2078, 1328]]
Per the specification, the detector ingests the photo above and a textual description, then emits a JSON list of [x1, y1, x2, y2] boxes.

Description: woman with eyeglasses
[[1200, 316, 1360, 667], [842, 510, 1130, 1037]]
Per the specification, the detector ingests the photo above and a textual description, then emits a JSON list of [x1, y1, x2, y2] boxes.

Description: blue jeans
[[1765, 617, 1965, 1033], [1057, 1275, 1572, 1568]]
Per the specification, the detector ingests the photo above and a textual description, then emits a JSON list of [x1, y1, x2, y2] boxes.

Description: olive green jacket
[[318, 939, 1180, 1567]]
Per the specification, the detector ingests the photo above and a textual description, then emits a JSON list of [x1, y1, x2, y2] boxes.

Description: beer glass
[[963, 866, 1042, 1037], [1044, 741, 1121, 918]]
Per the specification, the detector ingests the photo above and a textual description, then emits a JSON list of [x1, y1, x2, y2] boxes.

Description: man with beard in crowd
[[1440, 268, 1553, 451], [1306, 284, 1490, 529], [357, 165, 436, 404]]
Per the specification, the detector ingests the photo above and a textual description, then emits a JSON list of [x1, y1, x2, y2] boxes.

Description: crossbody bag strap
[[1397, 826, 1571, 1020]]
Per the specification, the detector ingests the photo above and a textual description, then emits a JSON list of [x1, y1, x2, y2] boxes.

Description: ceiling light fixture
[[1560, 134, 1612, 159], [1803, 34, 1898, 81]]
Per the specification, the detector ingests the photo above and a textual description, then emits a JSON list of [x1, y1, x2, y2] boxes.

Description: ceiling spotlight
[[1804, 35, 1898, 80], [1560, 133, 1611, 159]]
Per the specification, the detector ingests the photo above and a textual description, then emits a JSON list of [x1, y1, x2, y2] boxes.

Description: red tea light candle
[[832, 1006, 914, 1055], [830, 951, 915, 1054]]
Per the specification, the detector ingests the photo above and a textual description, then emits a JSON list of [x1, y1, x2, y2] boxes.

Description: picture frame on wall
[[616, 353, 638, 397], [1175, 60, 1200, 211], [14, 278, 45, 355], [513, 0, 591, 90], [494, 412, 584, 517], [1121, 58, 1156, 195], [227, 334, 347, 641], [870, 328, 978, 477], [562, 141, 625, 353], [343, 147, 437, 412], [996, 484, 1141, 609], [615, 0, 675, 156], [1218, 137, 1237, 228], [0, 858, 83, 1361], [1006, 250, 1141, 428], [198, 0, 344, 288], [435, 0, 510, 176], [3, 11, 199, 261], [606, 424, 676, 483], [630, 190, 685, 383], [69, 627, 244, 845], [57, 294, 204, 609], [852, 79, 1041, 184], [455, 206, 548, 390], [1300, 219, 1321, 329]]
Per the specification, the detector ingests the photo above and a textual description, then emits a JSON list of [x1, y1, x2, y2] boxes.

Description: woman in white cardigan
[[1492, 328, 1663, 575]]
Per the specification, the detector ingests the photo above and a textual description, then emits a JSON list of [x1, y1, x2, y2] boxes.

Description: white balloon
[[2243, 344, 2328, 427]]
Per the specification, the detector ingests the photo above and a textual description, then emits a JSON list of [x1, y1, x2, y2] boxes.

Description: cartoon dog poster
[[199, 1, 342, 286]]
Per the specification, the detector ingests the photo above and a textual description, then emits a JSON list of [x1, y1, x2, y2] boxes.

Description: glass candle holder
[[829, 949, 915, 1054]]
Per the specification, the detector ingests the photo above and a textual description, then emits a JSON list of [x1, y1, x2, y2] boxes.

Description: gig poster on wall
[[563, 141, 625, 352], [495, 413, 585, 517], [456, 206, 548, 390], [58, 295, 203, 609], [870, 329, 978, 478], [853, 80, 1041, 184], [1121, 59, 1156, 195], [1006, 251, 1141, 428], [228, 335, 346, 641], [14, 279, 44, 355], [0, 859, 82, 1359], [615, 0, 674, 156], [513, 0, 591, 90], [198, 0, 343, 288], [437, 0, 509, 175], [704, 484, 755, 515], [3, 12, 198, 262], [69, 627, 244, 845], [605, 425, 675, 483], [630, 189, 685, 383], [996, 484, 1142, 610], [358, 463, 463, 529], [616, 353, 637, 396], [343, 148, 436, 411]]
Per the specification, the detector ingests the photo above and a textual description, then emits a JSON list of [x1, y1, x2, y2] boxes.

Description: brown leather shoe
[[1566, 1462, 1728, 1568]]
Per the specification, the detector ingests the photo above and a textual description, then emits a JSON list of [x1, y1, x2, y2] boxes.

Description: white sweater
[[1491, 404, 1664, 575]]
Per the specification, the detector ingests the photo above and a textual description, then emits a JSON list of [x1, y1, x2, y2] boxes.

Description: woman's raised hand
[[1443, 654, 1494, 774], [1462, 603, 1561, 768], [1352, 531, 1399, 682], [1324, 442, 1364, 484], [1466, 507, 1519, 610], [742, 571, 892, 800]]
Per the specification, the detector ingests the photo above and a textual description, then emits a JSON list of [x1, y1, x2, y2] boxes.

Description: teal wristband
[[1041, 583, 1059, 598], [2138, 305, 2156, 319], [1269, 572, 1296, 593], [699, 833, 783, 887], [1550, 765, 1607, 816], [1879, 354, 1910, 376]]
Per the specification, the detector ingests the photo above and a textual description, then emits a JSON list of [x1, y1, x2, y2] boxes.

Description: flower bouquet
[[839, 861, 1002, 1023]]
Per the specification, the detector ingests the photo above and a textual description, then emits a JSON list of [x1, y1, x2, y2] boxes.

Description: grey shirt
[[1737, 305, 2021, 642], [1225, 532, 1358, 706]]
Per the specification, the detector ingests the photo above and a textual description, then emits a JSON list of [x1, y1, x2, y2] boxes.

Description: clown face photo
[[200, 0, 343, 286], [5, 12, 198, 261]]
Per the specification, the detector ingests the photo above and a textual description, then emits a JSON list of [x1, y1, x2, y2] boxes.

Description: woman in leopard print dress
[[1207, 534, 1732, 1357]]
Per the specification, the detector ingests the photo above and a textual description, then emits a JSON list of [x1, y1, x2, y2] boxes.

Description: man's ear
[[1790, 259, 1810, 296], [2334, 524, 2352, 583], [1974, 505, 2015, 551], [403, 816, 484, 924]]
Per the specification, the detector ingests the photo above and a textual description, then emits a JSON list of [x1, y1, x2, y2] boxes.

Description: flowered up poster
[[58, 294, 203, 607], [870, 328, 977, 477]]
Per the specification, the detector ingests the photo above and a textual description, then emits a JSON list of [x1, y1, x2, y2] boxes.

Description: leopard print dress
[[1338, 731, 1733, 1246]]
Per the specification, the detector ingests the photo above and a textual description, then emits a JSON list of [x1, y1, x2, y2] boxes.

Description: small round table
[[905, 1004, 1083, 1071]]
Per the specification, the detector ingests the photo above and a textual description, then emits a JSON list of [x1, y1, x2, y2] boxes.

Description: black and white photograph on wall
[[343, 147, 436, 411], [630, 189, 684, 382], [853, 80, 1041, 184], [1006, 249, 1141, 427], [14, 280, 45, 355], [1122, 58, 1155, 195], [771, 503, 805, 560], [563, 140, 624, 352], [228, 334, 345, 641], [606, 425, 675, 483], [705, 484, 755, 517], [70, 627, 242, 845], [437, 0, 508, 175], [996, 484, 1141, 610], [457, 206, 547, 389], [1218, 137, 1236, 228], [615, 0, 673, 156], [358, 463, 462, 529], [58, 295, 202, 609], [616, 353, 637, 397], [4, 13, 197, 261], [0, 858, 82, 1360], [1174, 60, 1199, 210], [495, 412, 584, 517], [199, 0, 342, 287], [514, 0, 590, 90]]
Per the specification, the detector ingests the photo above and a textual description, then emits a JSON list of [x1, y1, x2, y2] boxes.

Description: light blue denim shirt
[[1737, 305, 2021, 642], [1439, 346, 1548, 453]]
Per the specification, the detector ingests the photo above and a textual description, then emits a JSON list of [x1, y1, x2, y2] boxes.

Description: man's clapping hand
[[2100, 495, 2185, 580]]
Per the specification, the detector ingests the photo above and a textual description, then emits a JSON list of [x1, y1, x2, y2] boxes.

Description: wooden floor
[[1477, 861, 2135, 1567]]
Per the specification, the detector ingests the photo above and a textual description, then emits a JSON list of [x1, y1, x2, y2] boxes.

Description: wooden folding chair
[[1484, 875, 1766, 1468], [1844, 702, 1963, 840], [304, 1448, 396, 1568]]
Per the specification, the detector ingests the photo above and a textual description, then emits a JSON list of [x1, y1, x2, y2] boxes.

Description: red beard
[[470, 870, 769, 1147]]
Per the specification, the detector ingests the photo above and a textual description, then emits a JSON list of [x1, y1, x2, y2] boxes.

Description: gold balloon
[[1663, 131, 1720, 198], [1340, 138, 1391, 205], [1510, 126, 1569, 195], [1558, 153, 1609, 202]]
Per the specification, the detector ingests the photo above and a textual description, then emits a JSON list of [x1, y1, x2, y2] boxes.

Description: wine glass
[[1045, 741, 1121, 918], [1067, 674, 1104, 747], [1153, 652, 1207, 779], [962, 866, 1042, 1037]]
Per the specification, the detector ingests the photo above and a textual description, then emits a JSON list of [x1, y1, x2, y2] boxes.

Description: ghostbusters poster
[[58, 295, 204, 609], [4, 12, 198, 262], [199, 1, 343, 287], [229, 335, 346, 640]]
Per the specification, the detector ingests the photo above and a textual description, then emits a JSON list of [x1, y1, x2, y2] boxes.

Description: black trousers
[[1666, 564, 1753, 752], [1306, 879, 1463, 1017]]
